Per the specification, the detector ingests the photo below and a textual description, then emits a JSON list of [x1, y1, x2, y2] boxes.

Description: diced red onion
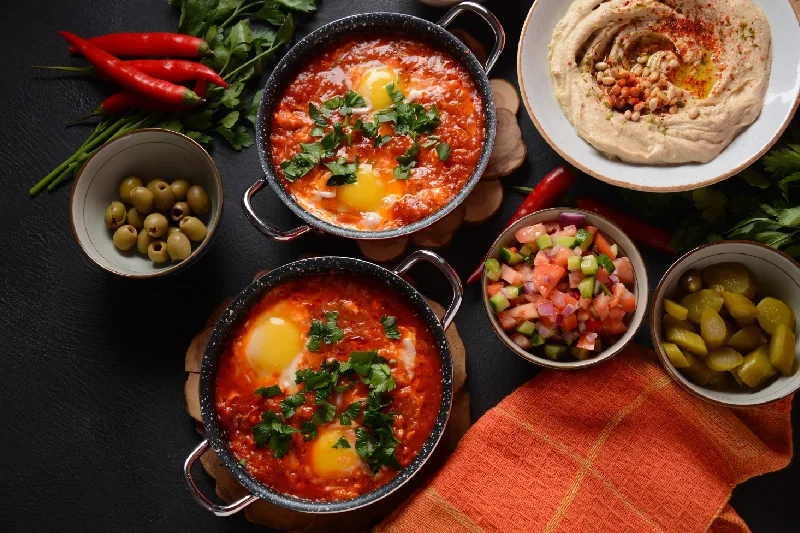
[[578, 321, 586, 333], [564, 331, 579, 344], [555, 314, 564, 326], [586, 332, 598, 342], [547, 244, 563, 257], [573, 246, 583, 256], [537, 302, 555, 317], [559, 212, 586, 226], [537, 322, 554, 339], [608, 274, 619, 284], [562, 303, 577, 317], [552, 291, 566, 307], [523, 281, 536, 294], [511, 334, 533, 349]]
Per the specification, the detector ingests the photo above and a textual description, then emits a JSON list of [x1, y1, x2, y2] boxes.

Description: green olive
[[136, 231, 152, 255], [147, 179, 169, 195], [186, 185, 210, 215], [104, 201, 127, 229], [130, 186, 154, 215], [112, 225, 138, 251], [147, 240, 169, 264], [119, 176, 143, 203], [680, 270, 704, 294], [150, 181, 175, 212], [170, 202, 191, 223], [179, 216, 208, 242], [167, 226, 182, 236], [167, 231, 192, 261], [144, 212, 169, 238], [170, 180, 190, 201], [127, 208, 144, 230]]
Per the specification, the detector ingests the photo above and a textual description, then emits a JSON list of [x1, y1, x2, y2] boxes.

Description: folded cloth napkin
[[375, 345, 793, 533]]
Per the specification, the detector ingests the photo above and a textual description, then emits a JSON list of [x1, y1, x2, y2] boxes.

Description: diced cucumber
[[594, 338, 604, 352], [579, 276, 595, 298], [597, 253, 616, 273], [504, 285, 520, 299], [544, 344, 567, 360], [536, 234, 553, 250], [500, 247, 524, 265], [490, 292, 510, 312], [567, 255, 581, 271], [516, 321, 536, 336], [484, 258, 501, 281], [530, 331, 545, 347], [596, 280, 612, 296], [575, 228, 594, 250], [610, 244, 618, 257], [556, 236, 577, 248], [570, 346, 591, 360], [519, 244, 536, 258], [581, 255, 598, 275]]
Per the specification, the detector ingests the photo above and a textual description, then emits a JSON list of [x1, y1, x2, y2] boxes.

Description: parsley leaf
[[332, 435, 351, 449], [325, 158, 358, 186], [381, 316, 401, 340], [216, 124, 253, 151], [341, 90, 367, 115], [323, 96, 344, 111], [374, 135, 392, 148], [341, 351, 396, 393], [254, 385, 282, 397], [354, 118, 379, 139], [300, 421, 318, 442], [338, 401, 363, 425], [355, 428, 370, 458], [312, 400, 336, 426], [436, 142, 451, 162], [252, 411, 298, 458], [310, 126, 325, 137], [320, 123, 345, 156], [306, 312, 344, 352], [386, 83, 404, 105], [281, 142, 322, 181], [394, 142, 420, 180], [279, 392, 306, 418], [309, 103, 328, 127]]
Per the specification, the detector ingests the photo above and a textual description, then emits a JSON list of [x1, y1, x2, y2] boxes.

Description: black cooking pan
[[242, 1, 504, 241]]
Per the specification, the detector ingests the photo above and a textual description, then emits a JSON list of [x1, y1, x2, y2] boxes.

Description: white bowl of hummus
[[518, 0, 800, 191]]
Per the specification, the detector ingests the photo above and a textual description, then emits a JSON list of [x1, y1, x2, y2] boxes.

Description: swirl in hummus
[[549, 0, 772, 164]]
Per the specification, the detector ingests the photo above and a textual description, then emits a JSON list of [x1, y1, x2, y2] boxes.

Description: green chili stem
[[510, 186, 535, 194]]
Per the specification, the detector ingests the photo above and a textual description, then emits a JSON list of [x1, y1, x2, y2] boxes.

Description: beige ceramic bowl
[[651, 241, 800, 407], [482, 208, 648, 369], [69, 129, 223, 278]]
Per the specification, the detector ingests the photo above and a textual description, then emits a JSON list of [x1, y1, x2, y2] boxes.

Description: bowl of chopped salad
[[481, 208, 648, 369]]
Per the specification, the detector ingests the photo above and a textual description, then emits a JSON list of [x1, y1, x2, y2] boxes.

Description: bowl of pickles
[[651, 241, 800, 407]]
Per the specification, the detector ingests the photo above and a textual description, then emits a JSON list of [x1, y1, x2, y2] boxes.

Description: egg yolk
[[338, 167, 387, 213], [310, 429, 361, 478], [356, 66, 403, 110], [245, 314, 303, 376]]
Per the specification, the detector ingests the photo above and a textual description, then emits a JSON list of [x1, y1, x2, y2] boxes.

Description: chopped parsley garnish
[[280, 142, 322, 181], [312, 399, 336, 426], [356, 391, 401, 472], [436, 142, 451, 162], [254, 385, 282, 397], [279, 392, 306, 418], [341, 350, 396, 393], [310, 126, 325, 137], [252, 411, 298, 459], [308, 103, 328, 127], [322, 95, 344, 111], [306, 311, 344, 352], [374, 134, 393, 148], [381, 316, 401, 340], [338, 401, 363, 425], [354, 118, 378, 139], [394, 142, 420, 180], [238, 457, 247, 467], [324, 157, 358, 186], [300, 421, 318, 442], [332, 435, 351, 449]]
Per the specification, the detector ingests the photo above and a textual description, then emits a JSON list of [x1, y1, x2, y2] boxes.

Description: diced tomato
[[553, 247, 573, 269], [515, 224, 546, 243], [586, 225, 598, 234], [501, 264, 525, 285], [594, 232, 616, 260], [510, 296, 528, 307], [609, 307, 626, 321], [619, 290, 636, 312], [576, 332, 596, 350], [487, 282, 503, 297], [609, 282, 626, 308], [509, 303, 539, 320], [613, 257, 634, 284], [508, 246, 518, 253], [562, 314, 578, 331], [577, 310, 591, 322], [594, 269, 609, 284], [578, 297, 593, 310], [533, 251, 551, 266], [601, 321, 628, 335], [532, 264, 565, 298], [551, 290, 567, 308], [563, 294, 578, 308], [593, 294, 612, 320], [585, 319, 603, 332], [497, 311, 517, 330], [538, 315, 555, 328]]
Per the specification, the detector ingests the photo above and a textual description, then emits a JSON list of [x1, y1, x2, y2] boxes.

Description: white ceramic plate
[[517, 0, 800, 192], [651, 241, 800, 407]]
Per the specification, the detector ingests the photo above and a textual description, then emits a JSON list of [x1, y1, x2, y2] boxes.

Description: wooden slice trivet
[[183, 270, 470, 531]]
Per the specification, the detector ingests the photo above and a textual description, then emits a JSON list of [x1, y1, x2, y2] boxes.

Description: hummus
[[549, 0, 771, 164]]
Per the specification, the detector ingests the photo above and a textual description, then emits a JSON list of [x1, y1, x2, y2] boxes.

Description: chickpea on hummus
[[549, 0, 771, 164]]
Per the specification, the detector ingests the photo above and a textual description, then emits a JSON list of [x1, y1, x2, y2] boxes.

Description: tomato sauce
[[270, 35, 486, 231], [215, 274, 443, 501]]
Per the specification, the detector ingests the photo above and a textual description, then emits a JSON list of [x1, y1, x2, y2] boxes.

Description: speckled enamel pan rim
[[199, 256, 455, 514], [255, 11, 497, 240], [650, 240, 800, 408], [481, 208, 649, 370], [516, 0, 800, 193], [68, 128, 224, 279]]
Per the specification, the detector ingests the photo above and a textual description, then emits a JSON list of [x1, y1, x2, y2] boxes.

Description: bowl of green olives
[[70, 129, 222, 278]]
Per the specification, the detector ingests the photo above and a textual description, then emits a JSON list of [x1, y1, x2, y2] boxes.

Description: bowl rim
[[650, 239, 800, 407], [68, 128, 224, 279], [516, 0, 800, 193], [481, 207, 649, 370], [253, 11, 497, 240]]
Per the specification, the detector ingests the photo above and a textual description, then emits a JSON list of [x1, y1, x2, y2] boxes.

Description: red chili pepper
[[67, 32, 210, 58], [34, 60, 228, 89], [59, 31, 203, 107], [466, 166, 577, 284], [575, 198, 677, 255], [71, 80, 208, 123]]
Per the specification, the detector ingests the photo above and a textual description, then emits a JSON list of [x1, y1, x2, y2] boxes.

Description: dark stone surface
[[0, 1, 795, 531]]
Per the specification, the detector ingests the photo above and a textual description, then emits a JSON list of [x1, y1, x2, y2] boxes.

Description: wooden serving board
[[183, 269, 470, 532]]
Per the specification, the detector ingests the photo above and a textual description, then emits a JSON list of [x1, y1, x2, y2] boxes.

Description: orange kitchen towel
[[375, 345, 793, 533]]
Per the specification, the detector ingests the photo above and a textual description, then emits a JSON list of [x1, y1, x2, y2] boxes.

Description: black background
[[0, 1, 797, 532]]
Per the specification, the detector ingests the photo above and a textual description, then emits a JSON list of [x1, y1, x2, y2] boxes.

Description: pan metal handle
[[182, 440, 258, 517], [437, 1, 506, 75], [242, 176, 312, 242], [393, 250, 463, 331]]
